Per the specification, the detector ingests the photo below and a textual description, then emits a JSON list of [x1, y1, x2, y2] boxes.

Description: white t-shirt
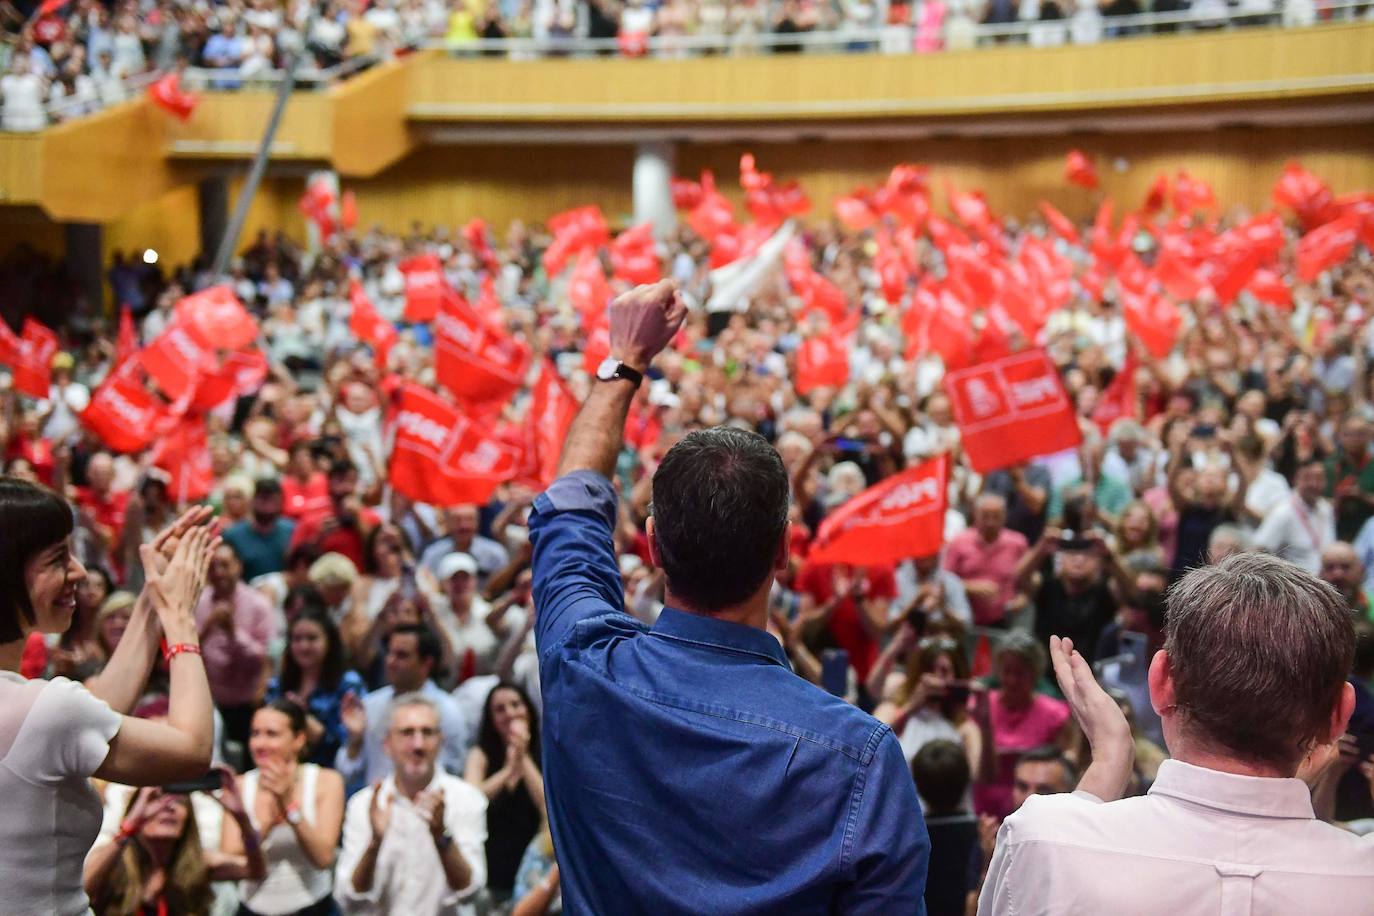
[[0, 672, 121, 916]]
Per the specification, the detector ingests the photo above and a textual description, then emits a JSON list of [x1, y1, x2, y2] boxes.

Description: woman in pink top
[[975, 631, 1074, 818], [0, 481, 219, 916]]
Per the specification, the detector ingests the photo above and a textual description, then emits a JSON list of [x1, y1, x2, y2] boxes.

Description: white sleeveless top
[[239, 762, 333, 913]]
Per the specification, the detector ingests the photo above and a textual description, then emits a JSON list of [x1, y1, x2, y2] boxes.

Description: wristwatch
[[436, 831, 454, 852], [596, 357, 644, 388], [284, 802, 304, 826]]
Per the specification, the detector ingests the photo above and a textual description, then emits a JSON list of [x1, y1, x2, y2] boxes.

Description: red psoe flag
[[12, 318, 59, 399], [1246, 269, 1292, 308], [400, 253, 447, 323], [81, 372, 164, 453], [150, 418, 214, 504], [433, 290, 531, 406], [1120, 287, 1182, 359], [1092, 355, 1138, 436], [795, 334, 850, 396], [348, 280, 398, 366], [568, 248, 610, 320], [1272, 161, 1340, 230], [1038, 201, 1080, 245], [139, 321, 214, 402], [1296, 215, 1360, 282], [943, 348, 1083, 474], [520, 360, 579, 488], [1143, 174, 1170, 215], [147, 72, 198, 121], [610, 223, 661, 286], [670, 177, 703, 211], [190, 348, 269, 412], [808, 455, 950, 566], [175, 285, 257, 350], [389, 385, 522, 507], [1064, 150, 1099, 190], [115, 304, 138, 369], [1171, 171, 1217, 214]]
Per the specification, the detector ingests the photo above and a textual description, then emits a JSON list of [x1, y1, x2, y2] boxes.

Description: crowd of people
[[2, 0, 1365, 130], [1, 155, 1373, 913]]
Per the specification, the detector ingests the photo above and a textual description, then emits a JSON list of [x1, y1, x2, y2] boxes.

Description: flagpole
[[211, 6, 320, 277]]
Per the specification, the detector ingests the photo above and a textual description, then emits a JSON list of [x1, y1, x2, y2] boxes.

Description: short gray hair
[[995, 630, 1046, 679], [387, 692, 442, 734], [1164, 553, 1354, 771]]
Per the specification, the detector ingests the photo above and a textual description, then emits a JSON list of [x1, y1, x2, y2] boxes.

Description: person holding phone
[[0, 482, 219, 916], [266, 608, 367, 767]]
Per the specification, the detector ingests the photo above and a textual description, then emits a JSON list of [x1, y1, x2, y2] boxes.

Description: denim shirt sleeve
[[836, 729, 930, 914], [529, 470, 626, 659]]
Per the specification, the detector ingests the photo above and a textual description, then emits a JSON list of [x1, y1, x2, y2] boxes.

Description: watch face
[[596, 357, 620, 381]]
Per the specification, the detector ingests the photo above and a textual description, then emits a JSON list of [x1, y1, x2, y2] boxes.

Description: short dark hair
[[258, 697, 308, 737], [327, 457, 358, 480], [280, 607, 346, 693], [1165, 552, 1355, 771], [0, 478, 75, 642], [650, 428, 789, 611], [911, 739, 970, 812], [253, 477, 283, 499], [387, 623, 443, 668], [1015, 745, 1078, 787]]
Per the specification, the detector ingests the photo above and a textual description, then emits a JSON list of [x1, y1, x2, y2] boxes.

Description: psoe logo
[[396, 410, 449, 450], [962, 377, 1001, 420], [1009, 374, 1059, 407], [879, 476, 940, 513]]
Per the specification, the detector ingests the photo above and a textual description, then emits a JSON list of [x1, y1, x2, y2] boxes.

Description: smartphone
[[945, 679, 972, 707], [832, 438, 868, 452], [1193, 425, 1217, 439], [162, 773, 221, 795], [820, 649, 850, 698]]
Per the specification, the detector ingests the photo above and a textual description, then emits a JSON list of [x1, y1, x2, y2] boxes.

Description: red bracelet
[[163, 642, 201, 663], [115, 820, 139, 844]]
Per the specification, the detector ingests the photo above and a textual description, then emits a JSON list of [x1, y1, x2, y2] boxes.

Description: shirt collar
[[1147, 758, 1315, 820], [650, 606, 789, 668]]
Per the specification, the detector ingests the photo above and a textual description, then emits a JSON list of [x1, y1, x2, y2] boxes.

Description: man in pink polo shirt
[[943, 493, 1029, 627]]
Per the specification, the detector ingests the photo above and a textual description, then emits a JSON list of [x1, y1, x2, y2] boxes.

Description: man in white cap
[[431, 552, 512, 684]]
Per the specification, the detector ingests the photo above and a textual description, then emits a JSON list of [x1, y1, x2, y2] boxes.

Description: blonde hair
[[94, 794, 212, 916]]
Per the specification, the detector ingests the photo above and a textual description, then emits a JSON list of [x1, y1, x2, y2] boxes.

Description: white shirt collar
[[1147, 759, 1315, 820]]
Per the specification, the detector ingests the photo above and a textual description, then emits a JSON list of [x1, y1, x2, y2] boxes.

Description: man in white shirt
[[980, 552, 1370, 916], [1253, 458, 1336, 573], [336, 624, 469, 794], [336, 694, 487, 915]]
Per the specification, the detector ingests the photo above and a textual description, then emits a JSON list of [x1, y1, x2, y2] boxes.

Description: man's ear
[[1148, 649, 1176, 718], [1330, 681, 1356, 745], [774, 521, 791, 572], [646, 516, 661, 569]]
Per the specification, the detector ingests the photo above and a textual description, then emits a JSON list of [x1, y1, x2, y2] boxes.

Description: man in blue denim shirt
[[530, 279, 928, 914]]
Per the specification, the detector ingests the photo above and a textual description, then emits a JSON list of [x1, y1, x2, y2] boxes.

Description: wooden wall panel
[[330, 57, 421, 177]]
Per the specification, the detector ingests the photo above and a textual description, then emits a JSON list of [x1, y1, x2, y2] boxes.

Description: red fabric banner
[[1273, 161, 1340, 230], [808, 455, 950, 566], [389, 385, 523, 507], [81, 373, 164, 453], [1064, 149, 1099, 189], [795, 333, 850, 395], [400, 253, 447, 323], [1246, 268, 1292, 308], [147, 72, 198, 121], [1297, 215, 1360, 281], [115, 305, 138, 369], [151, 418, 214, 504], [943, 348, 1083, 473], [191, 349, 268, 412], [1038, 201, 1080, 245], [175, 285, 257, 351], [519, 360, 579, 488], [1092, 355, 1137, 435], [348, 280, 398, 366], [568, 248, 610, 320], [434, 290, 531, 406], [139, 320, 214, 401], [11, 318, 58, 399], [610, 223, 661, 286], [1120, 286, 1182, 359]]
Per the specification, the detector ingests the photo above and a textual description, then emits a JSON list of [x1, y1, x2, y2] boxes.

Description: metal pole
[[211, 11, 319, 277]]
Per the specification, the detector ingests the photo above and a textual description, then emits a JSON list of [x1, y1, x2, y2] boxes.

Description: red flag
[[150, 418, 214, 504], [147, 72, 198, 121], [115, 305, 138, 368], [795, 334, 850, 395], [434, 290, 531, 405], [9, 318, 59, 399], [298, 178, 337, 241], [1154, 243, 1204, 302], [191, 349, 268, 412], [906, 284, 975, 370], [389, 385, 522, 507], [1246, 268, 1292, 308], [340, 191, 359, 232], [1171, 171, 1216, 214], [610, 223, 661, 286], [175, 285, 257, 350], [1143, 174, 1170, 215], [686, 176, 738, 245], [1273, 161, 1340, 230], [949, 187, 994, 233], [808, 455, 950, 566], [81, 373, 164, 453], [37, 0, 70, 16], [139, 320, 214, 401], [670, 177, 703, 211], [348, 280, 398, 366], [1064, 150, 1099, 190], [1296, 215, 1360, 281], [835, 193, 879, 231], [943, 348, 1082, 474], [1038, 201, 1080, 245], [1207, 246, 1263, 306], [520, 360, 579, 488], [1120, 287, 1182, 359], [568, 248, 610, 320], [463, 218, 500, 274], [543, 205, 610, 276], [582, 311, 611, 376], [400, 253, 447, 323], [1092, 355, 1138, 435]]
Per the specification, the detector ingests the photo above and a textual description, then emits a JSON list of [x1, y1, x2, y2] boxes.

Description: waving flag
[[139, 320, 214, 402], [519, 360, 579, 488], [81, 373, 164, 453], [389, 384, 524, 507], [809, 455, 950, 566], [944, 348, 1082, 474], [434, 290, 531, 406], [147, 72, 198, 121], [349, 280, 399, 366], [1038, 201, 1080, 245], [1064, 150, 1099, 190], [10, 318, 59, 399], [175, 285, 257, 350], [400, 253, 447, 323]]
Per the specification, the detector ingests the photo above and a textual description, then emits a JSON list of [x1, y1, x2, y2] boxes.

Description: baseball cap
[[436, 552, 478, 581]]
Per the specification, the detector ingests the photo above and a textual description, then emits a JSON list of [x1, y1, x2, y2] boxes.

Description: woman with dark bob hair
[[0, 478, 220, 916]]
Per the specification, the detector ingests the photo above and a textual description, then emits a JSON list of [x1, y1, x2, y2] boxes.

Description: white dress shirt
[[979, 759, 1374, 916], [1252, 495, 1336, 574], [335, 771, 488, 915]]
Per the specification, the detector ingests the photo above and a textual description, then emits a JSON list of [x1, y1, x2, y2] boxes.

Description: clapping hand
[[1049, 636, 1133, 802], [141, 522, 218, 646], [341, 692, 367, 742], [368, 781, 392, 840], [416, 790, 447, 846]]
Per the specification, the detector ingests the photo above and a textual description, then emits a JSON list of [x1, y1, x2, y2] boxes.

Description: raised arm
[[1048, 636, 1133, 802]]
